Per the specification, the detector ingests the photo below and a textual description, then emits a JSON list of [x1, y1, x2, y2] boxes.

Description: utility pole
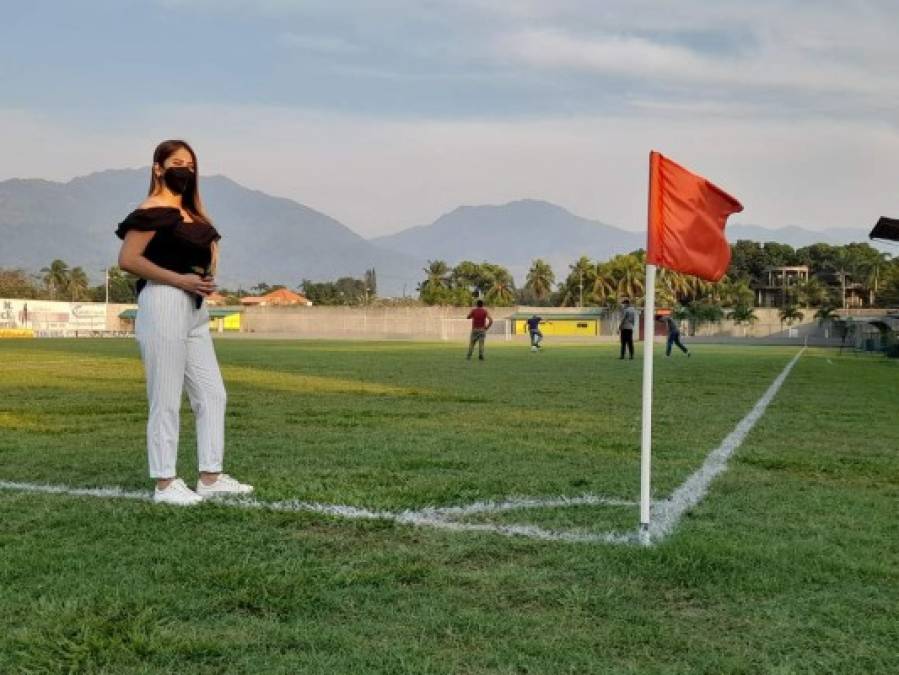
[[103, 267, 110, 333], [578, 270, 584, 308], [841, 270, 847, 309], [782, 269, 786, 309]]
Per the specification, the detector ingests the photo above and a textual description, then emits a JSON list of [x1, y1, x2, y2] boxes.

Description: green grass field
[[0, 339, 896, 673]]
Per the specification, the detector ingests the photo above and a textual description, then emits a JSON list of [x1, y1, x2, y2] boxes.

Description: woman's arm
[[118, 230, 216, 296]]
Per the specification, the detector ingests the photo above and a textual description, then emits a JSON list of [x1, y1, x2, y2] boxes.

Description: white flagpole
[[640, 263, 657, 529]]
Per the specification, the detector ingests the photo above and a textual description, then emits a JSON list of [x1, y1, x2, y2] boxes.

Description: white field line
[[0, 480, 149, 501], [644, 346, 806, 544], [224, 496, 640, 544], [415, 494, 636, 518], [0, 349, 803, 546], [0, 480, 637, 543]]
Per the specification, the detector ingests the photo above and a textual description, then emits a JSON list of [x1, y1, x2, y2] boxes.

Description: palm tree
[[814, 306, 839, 338], [859, 251, 891, 306], [827, 248, 860, 309], [592, 263, 617, 307], [524, 259, 555, 301], [560, 256, 595, 307], [716, 276, 754, 308], [485, 271, 516, 306], [610, 254, 645, 301], [40, 259, 70, 300], [795, 277, 829, 308], [590, 253, 643, 304], [727, 304, 759, 337], [657, 268, 691, 306], [422, 260, 450, 292], [106, 266, 138, 303], [779, 305, 805, 328], [68, 266, 91, 301]]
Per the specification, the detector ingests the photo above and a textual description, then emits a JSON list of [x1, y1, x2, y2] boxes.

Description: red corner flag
[[646, 151, 743, 282]]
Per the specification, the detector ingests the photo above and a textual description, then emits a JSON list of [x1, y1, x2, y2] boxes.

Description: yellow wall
[[0, 328, 34, 338], [514, 319, 597, 336], [209, 314, 241, 331]]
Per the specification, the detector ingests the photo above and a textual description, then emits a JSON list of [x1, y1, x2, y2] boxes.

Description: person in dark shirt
[[526, 314, 544, 350], [466, 299, 493, 360], [116, 139, 253, 506], [657, 313, 690, 357], [619, 298, 637, 360]]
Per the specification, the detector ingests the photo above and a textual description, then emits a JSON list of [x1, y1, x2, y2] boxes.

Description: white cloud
[[149, 1, 899, 118], [6, 2, 899, 240], [492, 27, 899, 103], [495, 30, 718, 81]]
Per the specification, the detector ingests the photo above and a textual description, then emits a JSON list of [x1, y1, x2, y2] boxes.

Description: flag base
[[638, 526, 652, 547]]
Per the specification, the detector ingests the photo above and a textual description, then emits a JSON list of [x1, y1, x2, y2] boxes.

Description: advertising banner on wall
[[0, 299, 108, 334]]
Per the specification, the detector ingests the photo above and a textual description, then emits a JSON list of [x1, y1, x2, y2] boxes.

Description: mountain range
[[0, 169, 886, 296], [0, 169, 422, 296]]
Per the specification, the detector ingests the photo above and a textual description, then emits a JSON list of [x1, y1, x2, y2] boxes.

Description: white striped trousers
[[136, 282, 226, 479]]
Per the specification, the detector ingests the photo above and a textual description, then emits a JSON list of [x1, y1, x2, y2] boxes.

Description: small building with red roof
[[240, 288, 312, 307]]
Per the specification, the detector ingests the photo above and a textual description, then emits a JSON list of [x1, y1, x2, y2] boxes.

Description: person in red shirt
[[466, 299, 493, 361]]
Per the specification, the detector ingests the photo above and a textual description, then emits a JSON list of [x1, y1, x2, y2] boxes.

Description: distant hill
[[371, 199, 645, 282], [1, 173, 887, 297], [726, 224, 887, 250], [372, 199, 886, 282], [0, 169, 423, 296]]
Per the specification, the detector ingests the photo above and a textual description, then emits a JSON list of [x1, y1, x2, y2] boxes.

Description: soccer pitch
[[1, 339, 896, 672]]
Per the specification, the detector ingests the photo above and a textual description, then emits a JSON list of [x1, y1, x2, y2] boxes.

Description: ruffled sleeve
[[175, 221, 221, 247], [115, 207, 182, 240]]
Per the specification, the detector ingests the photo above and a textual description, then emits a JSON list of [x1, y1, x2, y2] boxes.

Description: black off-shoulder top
[[115, 207, 221, 304]]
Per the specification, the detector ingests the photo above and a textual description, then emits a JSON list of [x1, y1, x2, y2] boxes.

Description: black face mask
[[162, 166, 195, 195]]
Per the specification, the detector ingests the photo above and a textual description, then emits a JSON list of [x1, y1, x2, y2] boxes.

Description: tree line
[[4, 242, 896, 317], [417, 241, 899, 327], [0, 262, 138, 303], [0, 262, 382, 307]]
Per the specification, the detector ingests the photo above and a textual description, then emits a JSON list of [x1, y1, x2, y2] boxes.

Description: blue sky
[[3, 0, 899, 235]]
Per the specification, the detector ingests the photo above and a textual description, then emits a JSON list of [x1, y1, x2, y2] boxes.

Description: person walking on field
[[526, 314, 544, 350], [619, 298, 637, 360], [116, 139, 253, 506], [658, 313, 690, 357], [466, 299, 493, 361]]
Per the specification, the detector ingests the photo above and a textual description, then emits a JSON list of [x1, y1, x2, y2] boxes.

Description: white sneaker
[[153, 478, 204, 506], [195, 473, 254, 498]]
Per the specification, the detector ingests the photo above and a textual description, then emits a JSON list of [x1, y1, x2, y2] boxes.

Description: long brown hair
[[148, 139, 218, 274], [148, 139, 212, 226]]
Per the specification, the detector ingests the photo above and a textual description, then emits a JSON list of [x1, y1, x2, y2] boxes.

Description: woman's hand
[[178, 274, 217, 296]]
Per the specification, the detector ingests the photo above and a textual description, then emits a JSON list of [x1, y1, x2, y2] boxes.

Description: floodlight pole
[[640, 263, 657, 529]]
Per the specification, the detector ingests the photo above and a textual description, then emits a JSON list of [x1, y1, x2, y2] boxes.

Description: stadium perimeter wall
[[241, 305, 519, 341], [0, 298, 136, 336], [1, 298, 893, 344], [238, 306, 892, 342]]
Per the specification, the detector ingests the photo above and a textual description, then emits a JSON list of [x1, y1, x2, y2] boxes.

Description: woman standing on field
[[116, 139, 253, 506]]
